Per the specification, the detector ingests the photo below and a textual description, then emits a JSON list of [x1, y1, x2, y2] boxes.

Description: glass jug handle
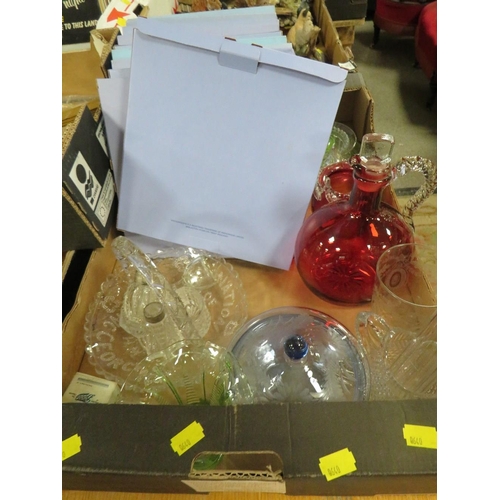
[[394, 156, 437, 223], [355, 311, 392, 357]]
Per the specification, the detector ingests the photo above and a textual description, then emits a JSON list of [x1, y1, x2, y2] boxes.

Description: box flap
[[134, 17, 347, 83], [62, 400, 436, 495]]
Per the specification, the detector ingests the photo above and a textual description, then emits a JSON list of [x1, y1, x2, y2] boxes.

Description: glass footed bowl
[[84, 246, 248, 385], [228, 306, 370, 403], [117, 339, 254, 405]]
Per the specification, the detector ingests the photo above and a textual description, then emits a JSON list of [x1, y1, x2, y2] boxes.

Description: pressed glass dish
[[84, 245, 248, 385]]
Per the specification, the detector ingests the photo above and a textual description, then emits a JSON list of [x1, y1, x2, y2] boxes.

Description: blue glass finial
[[284, 334, 308, 360]]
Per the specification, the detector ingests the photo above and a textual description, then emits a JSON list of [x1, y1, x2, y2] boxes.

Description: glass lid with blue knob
[[227, 306, 370, 403]]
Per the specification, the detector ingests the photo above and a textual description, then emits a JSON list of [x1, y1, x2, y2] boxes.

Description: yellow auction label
[[319, 448, 357, 481], [62, 434, 82, 461], [403, 424, 437, 449], [170, 421, 205, 456]]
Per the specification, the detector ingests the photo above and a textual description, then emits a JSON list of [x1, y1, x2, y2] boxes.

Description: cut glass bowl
[[84, 245, 248, 385]]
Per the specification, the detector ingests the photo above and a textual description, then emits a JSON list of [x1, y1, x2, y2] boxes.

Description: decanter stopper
[[352, 133, 395, 182]]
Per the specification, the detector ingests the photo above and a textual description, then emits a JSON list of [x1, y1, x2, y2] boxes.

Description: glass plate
[[84, 247, 248, 385]]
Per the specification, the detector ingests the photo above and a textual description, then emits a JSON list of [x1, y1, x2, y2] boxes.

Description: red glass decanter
[[295, 133, 414, 304]]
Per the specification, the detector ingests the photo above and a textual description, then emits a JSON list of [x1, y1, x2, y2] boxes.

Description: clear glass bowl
[[117, 339, 254, 405], [228, 306, 370, 403], [84, 245, 248, 385]]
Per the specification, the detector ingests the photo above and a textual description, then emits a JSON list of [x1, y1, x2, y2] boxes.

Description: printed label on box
[[403, 424, 437, 449], [62, 434, 82, 461], [171, 421, 205, 456], [96, 116, 109, 157], [319, 448, 357, 481], [96, 170, 115, 226], [69, 151, 103, 211]]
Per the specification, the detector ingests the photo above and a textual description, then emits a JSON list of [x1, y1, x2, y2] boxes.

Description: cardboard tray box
[[62, 86, 437, 495], [62, 244, 437, 496]]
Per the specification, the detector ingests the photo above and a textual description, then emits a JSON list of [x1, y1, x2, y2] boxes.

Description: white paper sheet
[[116, 19, 347, 270]]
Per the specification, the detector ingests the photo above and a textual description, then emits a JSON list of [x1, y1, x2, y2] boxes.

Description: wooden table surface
[[63, 492, 437, 500]]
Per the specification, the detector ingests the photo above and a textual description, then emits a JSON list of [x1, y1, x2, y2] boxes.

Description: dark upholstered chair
[[415, 1, 437, 108], [371, 0, 430, 47]]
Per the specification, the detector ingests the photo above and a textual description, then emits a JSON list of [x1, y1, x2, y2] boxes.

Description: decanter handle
[[394, 156, 437, 223]]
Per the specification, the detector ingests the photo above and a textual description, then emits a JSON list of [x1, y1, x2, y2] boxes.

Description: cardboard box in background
[[62, 105, 118, 252], [93, 2, 354, 72], [324, 0, 368, 21], [62, 28, 115, 127], [62, 86, 436, 496], [336, 73, 374, 143], [88, 28, 120, 78], [312, 0, 353, 65], [62, 29, 106, 98]]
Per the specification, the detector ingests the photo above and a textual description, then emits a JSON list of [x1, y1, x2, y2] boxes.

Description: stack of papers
[[97, 6, 347, 270]]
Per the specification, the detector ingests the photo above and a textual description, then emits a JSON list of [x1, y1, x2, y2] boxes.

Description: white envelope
[[120, 5, 280, 42], [117, 18, 347, 270], [97, 76, 130, 193]]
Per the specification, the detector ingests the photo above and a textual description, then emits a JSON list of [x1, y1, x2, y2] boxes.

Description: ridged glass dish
[[228, 306, 370, 403], [84, 245, 248, 385]]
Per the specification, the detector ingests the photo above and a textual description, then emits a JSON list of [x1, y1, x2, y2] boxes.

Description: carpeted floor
[[350, 19, 437, 195], [346, 18, 437, 260]]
